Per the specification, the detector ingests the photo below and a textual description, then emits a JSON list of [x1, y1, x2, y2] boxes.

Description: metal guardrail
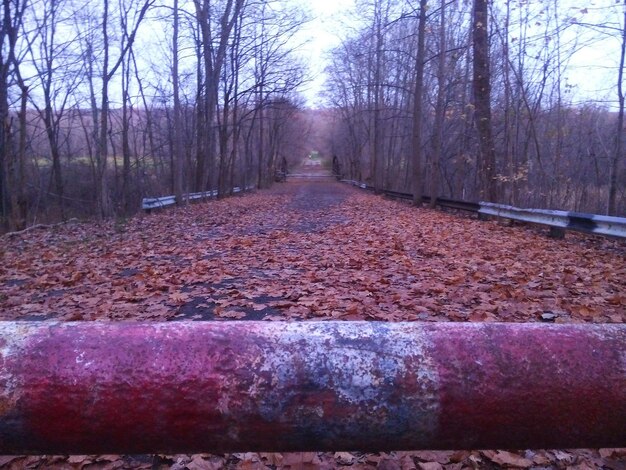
[[287, 174, 336, 178], [479, 203, 626, 239], [341, 180, 626, 239], [341, 180, 480, 212], [142, 186, 251, 211], [0, 321, 623, 453]]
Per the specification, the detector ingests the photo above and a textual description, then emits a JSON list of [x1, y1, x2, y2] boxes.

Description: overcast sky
[[294, 0, 356, 107], [293, 0, 624, 109]]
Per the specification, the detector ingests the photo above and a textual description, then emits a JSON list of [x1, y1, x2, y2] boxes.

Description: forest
[[1, 0, 625, 232]]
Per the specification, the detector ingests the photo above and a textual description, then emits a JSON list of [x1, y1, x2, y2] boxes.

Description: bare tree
[[27, 0, 82, 220], [472, 0, 497, 202], [429, 0, 447, 207], [609, 0, 626, 215], [0, 0, 29, 230], [172, 0, 184, 205], [411, 0, 427, 206], [192, 0, 244, 192], [94, 0, 153, 218], [371, 0, 385, 193]]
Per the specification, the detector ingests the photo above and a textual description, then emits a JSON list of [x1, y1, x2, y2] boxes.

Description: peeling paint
[[245, 322, 440, 450], [0, 321, 623, 454]]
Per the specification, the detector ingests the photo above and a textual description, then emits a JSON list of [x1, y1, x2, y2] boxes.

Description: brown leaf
[[552, 450, 575, 464], [218, 310, 246, 319], [260, 453, 284, 466], [488, 451, 532, 468], [186, 456, 222, 470], [67, 455, 93, 466], [281, 452, 321, 469], [169, 292, 191, 304], [418, 462, 442, 470], [599, 448, 626, 459], [95, 455, 122, 462], [400, 455, 417, 470], [0, 457, 19, 467], [378, 457, 402, 470], [334, 452, 355, 465], [567, 463, 596, 470], [415, 452, 454, 464], [62, 311, 84, 321]]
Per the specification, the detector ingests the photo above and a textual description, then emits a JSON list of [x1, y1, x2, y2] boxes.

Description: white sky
[[293, 0, 356, 107], [24, 0, 619, 111], [542, 2, 624, 108], [293, 0, 624, 110]]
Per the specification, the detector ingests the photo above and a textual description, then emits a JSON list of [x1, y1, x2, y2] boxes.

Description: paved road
[[1, 176, 624, 326], [286, 155, 334, 178]]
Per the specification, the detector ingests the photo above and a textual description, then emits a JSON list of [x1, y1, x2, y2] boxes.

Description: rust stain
[[0, 322, 623, 454], [428, 323, 626, 449]]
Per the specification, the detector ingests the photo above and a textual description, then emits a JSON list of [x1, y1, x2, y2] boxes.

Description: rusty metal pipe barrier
[[0, 321, 624, 454]]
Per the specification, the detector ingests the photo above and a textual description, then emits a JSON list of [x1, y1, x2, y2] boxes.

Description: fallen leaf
[[169, 292, 191, 304], [487, 451, 532, 468], [67, 455, 92, 465], [218, 310, 246, 319], [418, 462, 442, 470], [334, 452, 355, 465], [415, 452, 454, 464], [186, 455, 221, 470]]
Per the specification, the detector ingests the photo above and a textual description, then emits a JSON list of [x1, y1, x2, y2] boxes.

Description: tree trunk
[[257, 87, 265, 188], [218, 91, 230, 196], [172, 0, 184, 205], [45, 113, 65, 219], [193, 0, 241, 192], [194, 37, 206, 192], [35, 0, 66, 220], [96, 0, 113, 218], [609, 1, 626, 215], [96, 0, 152, 218], [373, 6, 384, 193], [472, 0, 497, 202], [411, 0, 427, 206], [9, 81, 27, 230], [0, 25, 10, 228], [3, 0, 28, 230], [430, 0, 446, 208], [121, 53, 132, 214], [228, 14, 242, 190]]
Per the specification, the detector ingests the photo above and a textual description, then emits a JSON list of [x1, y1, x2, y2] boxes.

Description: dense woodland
[[0, 0, 310, 230], [1, 0, 625, 231], [326, 0, 626, 216]]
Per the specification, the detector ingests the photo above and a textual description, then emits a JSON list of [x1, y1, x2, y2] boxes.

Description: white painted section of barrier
[[142, 186, 254, 211]]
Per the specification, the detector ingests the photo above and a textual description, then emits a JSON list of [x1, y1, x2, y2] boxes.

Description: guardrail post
[[549, 226, 566, 239], [0, 321, 623, 454]]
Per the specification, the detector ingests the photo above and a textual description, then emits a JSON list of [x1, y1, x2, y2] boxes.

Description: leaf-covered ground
[[1, 179, 625, 469]]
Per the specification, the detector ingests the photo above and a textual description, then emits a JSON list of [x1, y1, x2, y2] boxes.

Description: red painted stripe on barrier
[[0, 322, 623, 454], [428, 323, 626, 449]]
